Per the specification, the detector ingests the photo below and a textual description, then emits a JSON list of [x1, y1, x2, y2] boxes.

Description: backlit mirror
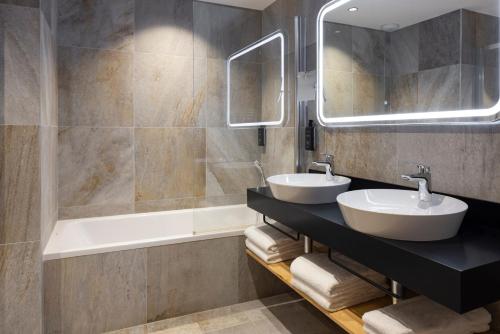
[[227, 31, 286, 127], [317, 0, 500, 126]]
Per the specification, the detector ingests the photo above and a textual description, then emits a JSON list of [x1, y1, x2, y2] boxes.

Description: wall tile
[[57, 0, 134, 51], [0, 5, 40, 125], [41, 16, 58, 127], [58, 127, 134, 212], [388, 24, 419, 76], [0, 242, 41, 334], [147, 237, 239, 321], [419, 10, 460, 71], [134, 53, 198, 127], [206, 128, 261, 163], [417, 65, 460, 112], [389, 73, 418, 113], [353, 73, 386, 116], [135, 198, 195, 214], [0, 0, 38, 7], [135, 0, 193, 56], [58, 47, 133, 127], [324, 22, 352, 72], [352, 27, 385, 75], [323, 70, 353, 118], [195, 194, 247, 208], [229, 61, 262, 125], [194, 1, 261, 60], [44, 249, 147, 334], [41, 126, 57, 247], [135, 128, 203, 202], [260, 128, 295, 177], [206, 162, 261, 197], [58, 203, 135, 220], [205, 58, 226, 127], [0, 125, 40, 243]]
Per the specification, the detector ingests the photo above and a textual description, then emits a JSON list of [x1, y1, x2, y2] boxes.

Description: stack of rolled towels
[[363, 296, 492, 334], [290, 252, 387, 312], [244, 223, 304, 263]]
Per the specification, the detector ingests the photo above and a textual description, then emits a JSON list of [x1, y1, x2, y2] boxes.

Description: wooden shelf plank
[[246, 249, 392, 334]]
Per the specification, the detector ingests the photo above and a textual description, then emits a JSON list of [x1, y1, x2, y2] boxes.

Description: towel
[[291, 276, 386, 312], [290, 253, 387, 298], [244, 224, 302, 253], [245, 239, 303, 264], [362, 296, 491, 334]]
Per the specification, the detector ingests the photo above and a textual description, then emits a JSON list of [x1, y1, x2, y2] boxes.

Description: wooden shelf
[[246, 249, 392, 334]]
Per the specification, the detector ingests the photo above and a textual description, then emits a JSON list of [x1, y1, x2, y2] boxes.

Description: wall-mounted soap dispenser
[[305, 120, 316, 151]]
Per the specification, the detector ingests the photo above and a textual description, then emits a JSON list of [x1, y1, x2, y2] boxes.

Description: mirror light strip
[[316, 0, 500, 126], [227, 31, 286, 128]]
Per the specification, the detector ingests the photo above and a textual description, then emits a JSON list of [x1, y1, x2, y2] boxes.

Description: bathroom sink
[[267, 174, 351, 204], [337, 189, 468, 241]]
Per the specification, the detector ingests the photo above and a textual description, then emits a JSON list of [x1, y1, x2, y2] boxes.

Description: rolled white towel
[[244, 224, 302, 253], [291, 276, 386, 312], [245, 239, 303, 264], [290, 253, 386, 298], [362, 296, 490, 334], [464, 308, 492, 332]]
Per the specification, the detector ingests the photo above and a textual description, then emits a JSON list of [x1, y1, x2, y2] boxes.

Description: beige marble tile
[[105, 325, 147, 334], [146, 237, 240, 322], [0, 125, 40, 243], [58, 47, 133, 126], [324, 22, 352, 72], [417, 65, 460, 112], [57, 0, 134, 51], [389, 73, 418, 113], [324, 70, 353, 118], [135, 0, 193, 56], [135, 198, 195, 214], [206, 128, 261, 163], [0, 242, 41, 334], [260, 128, 295, 177], [229, 61, 262, 125], [134, 53, 201, 127], [40, 126, 58, 247], [58, 127, 134, 210], [205, 58, 226, 127], [58, 202, 135, 220], [150, 323, 203, 334], [0, 5, 40, 125], [352, 27, 386, 75], [206, 162, 261, 196], [194, 194, 247, 208], [353, 73, 386, 116], [135, 128, 204, 202], [44, 249, 147, 334]]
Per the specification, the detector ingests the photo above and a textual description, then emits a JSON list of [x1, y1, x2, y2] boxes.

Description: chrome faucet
[[401, 164, 432, 202], [253, 160, 267, 188], [313, 154, 335, 181]]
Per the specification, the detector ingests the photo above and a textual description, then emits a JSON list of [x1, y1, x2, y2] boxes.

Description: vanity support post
[[304, 236, 313, 254], [391, 280, 404, 304]]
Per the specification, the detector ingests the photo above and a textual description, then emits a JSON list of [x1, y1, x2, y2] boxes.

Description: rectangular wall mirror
[[316, 0, 500, 126], [227, 31, 286, 128]]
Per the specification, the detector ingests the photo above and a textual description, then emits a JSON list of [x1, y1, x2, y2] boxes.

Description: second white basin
[[337, 189, 468, 241], [267, 173, 351, 204]]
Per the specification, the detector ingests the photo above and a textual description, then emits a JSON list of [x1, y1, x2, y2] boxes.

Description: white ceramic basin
[[267, 174, 351, 204], [337, 189, 468, 241]]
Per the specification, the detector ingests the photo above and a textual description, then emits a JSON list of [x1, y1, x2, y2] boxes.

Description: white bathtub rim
[[43, 227, 247, 261]]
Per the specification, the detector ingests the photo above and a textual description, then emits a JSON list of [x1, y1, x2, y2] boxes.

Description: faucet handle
[[323, 154, 333, 163], [416, 164, 430, 174]]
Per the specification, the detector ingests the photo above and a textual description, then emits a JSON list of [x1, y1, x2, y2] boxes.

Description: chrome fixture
[[254, 160, 267, 188], [312, 154, 335, 181], [401, 164, 432, 202], [391, 281, 404, 304]]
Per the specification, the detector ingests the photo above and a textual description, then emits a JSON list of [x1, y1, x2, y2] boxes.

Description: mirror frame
[[226, 30, 286, 128], [316, 0, 500, 127]]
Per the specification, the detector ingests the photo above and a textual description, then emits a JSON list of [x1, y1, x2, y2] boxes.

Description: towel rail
[[262, 215, 301, 241], [328, 249, 403, 301]]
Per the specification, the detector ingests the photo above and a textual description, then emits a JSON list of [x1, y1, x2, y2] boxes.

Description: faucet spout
[[312, 154, 335, 181], [401, 164, 432, 202]]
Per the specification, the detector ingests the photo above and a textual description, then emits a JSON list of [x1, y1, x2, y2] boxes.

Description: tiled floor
[[107, 293, 346, 334]]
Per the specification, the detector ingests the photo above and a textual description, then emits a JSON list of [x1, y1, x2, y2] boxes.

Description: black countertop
[[247, 180, 500, 313]]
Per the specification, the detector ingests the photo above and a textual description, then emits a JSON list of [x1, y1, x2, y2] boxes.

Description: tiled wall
[[44, 235, 289, 334], [0, 0, 58, 332], [56, 0, 296, 219]]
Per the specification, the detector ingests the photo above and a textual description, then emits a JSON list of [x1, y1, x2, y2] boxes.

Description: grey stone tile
[[135, 0, 193, 56], [461, 10, 477, 66], [418, 10, 460, 71], [260, 128, 295, 177], [58, 202, 135, 220], [352, 27, 386, 75], [150, 323, 203, 334], [482, 66, 500, 109], [57, 0, 134, 51], [105, 325, 148, 334], [388, 24, 419, 76], [58, 47, 133, 126], [0, 242, 41, 334], [134, 53, 199, 127], [0, 5, 40, 125], [205, 58, 226, 127], [58, 127, 134, 210], [206, 128, 261, 163], [135, 128, 204, 202], [44, 249, 147, 334], [229, 61, 262, 125], [40, 16, 58, 127], [353, 73, 386, 116], [41, 0, 56, 30], [0, 125, 40, 243], [323, 70, 353, 118], [194, 194, 247, 208], [0, 0, 38, 7], [396, 126, 466, 196], [476, 12, 499, 68], [460, 64, 478, 110], [206, 161, 261, 197], [135, 197, 195, 214], [417, 65, 460, 112], [324, 22, 352, 72], [40, 126, 57, 247], [389, 73, 418, 113], [146, 237, 240, 322], [194, 1, 261, 60]]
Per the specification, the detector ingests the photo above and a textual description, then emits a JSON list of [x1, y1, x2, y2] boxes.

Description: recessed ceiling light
[[347, 7, 358, 12]]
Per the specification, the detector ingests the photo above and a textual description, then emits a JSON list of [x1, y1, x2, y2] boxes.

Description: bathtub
[[44, 204, 258, 260]]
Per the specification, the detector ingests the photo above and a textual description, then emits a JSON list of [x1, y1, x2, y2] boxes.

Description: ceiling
[[325, 0, 499, 30], [199, 0, 275, 10]]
